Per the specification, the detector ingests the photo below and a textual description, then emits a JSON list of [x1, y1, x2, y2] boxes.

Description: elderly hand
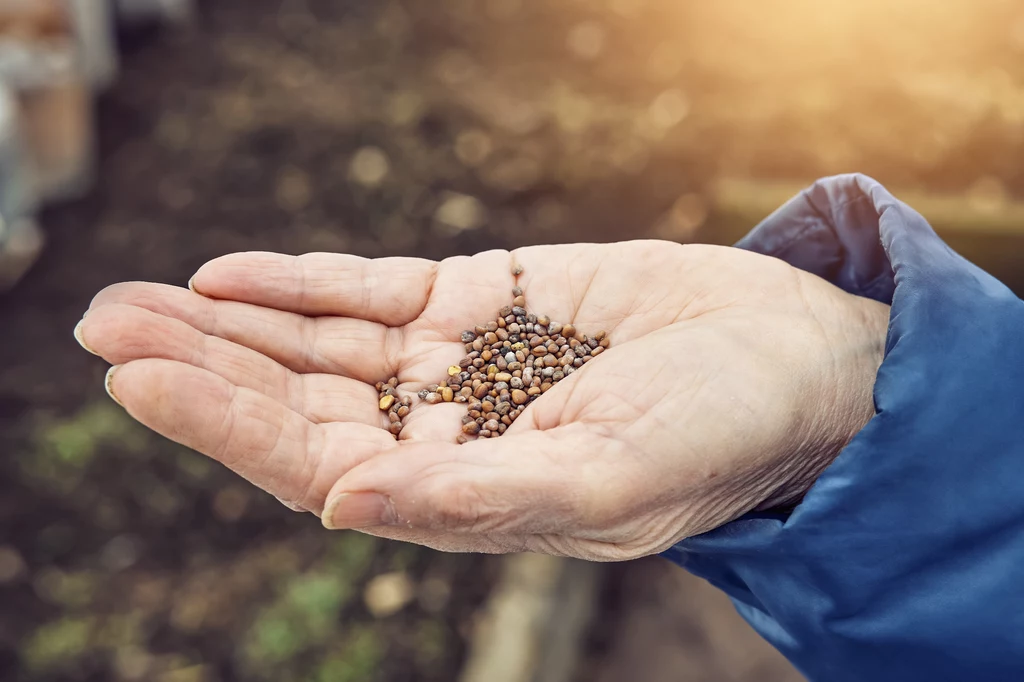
[[76, 241, 888, 561]]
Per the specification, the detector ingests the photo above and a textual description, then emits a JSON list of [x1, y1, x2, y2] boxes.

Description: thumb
[[320, 429, 591, 535]]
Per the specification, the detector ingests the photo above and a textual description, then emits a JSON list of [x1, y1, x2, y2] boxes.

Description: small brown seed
[[486, 321, 499, 332], [388, 377, 399, 387], [562, 324, 576, 338], [527, 386, 542, 396], [389, 411, 402, 423], [474, 384, 489, 399], [463, 421, 481, 435], [501, 415, 512, 426], [512, 264, 524, 276], [496, 328, 509, 341], [441, 387, 454, 402], [511, 389, 529, 405], [494, 372, 513, 382], [543, 354, 558, 367], [397, 406, 410, 418], [484, 419, 500, 431], [388, 422, 403, 435], [512, 295, 526, 308]]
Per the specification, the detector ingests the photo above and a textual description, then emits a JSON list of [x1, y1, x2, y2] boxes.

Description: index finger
[[190, 252, 439, 326]]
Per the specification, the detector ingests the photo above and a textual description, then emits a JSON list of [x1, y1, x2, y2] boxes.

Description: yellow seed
[[448, 365, 460, 376], [379, 395, 396, 410], [511, 342, 526, 350], [441, 387, 454, 402]]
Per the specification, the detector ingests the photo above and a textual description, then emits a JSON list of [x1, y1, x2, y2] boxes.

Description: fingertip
[[74, 318, 98, 356], [105, 365, 125, 407], [322, 492, 396, 530]]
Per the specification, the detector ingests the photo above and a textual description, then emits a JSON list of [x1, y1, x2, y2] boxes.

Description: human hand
[[77, 241, 888, 560]]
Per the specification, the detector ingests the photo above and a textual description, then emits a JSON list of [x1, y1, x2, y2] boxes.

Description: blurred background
[[3, 1, 1024, 680]]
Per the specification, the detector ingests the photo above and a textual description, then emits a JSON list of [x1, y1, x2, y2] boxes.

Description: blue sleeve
[[662, 174, 1024, 681]]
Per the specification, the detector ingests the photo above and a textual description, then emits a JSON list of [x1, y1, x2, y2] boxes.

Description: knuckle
[[422, 477, 488, 531]]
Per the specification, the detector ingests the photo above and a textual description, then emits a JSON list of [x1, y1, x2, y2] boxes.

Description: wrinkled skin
[[77, 241, 889, 561]]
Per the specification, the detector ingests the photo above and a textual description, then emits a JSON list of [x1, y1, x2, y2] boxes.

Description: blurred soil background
[[4, 0, 1024, 680]]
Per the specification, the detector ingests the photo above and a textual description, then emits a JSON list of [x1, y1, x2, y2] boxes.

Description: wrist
[[764, 290, 890, 509]]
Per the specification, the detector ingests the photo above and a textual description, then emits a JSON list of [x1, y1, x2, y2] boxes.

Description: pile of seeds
[[419, 285, 610, 442], [375, 271, 611, 441], [376, 377, 411, 437]]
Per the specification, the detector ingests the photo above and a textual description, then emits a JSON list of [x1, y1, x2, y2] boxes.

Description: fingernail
[[105, 365, 124, 407], [73, 318, 98, 355], [187, 276, 199, 294], [322, 492, 395, 530]]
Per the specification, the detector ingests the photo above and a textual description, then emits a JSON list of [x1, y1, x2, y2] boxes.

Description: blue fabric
[[663, 174, 1024, 681]]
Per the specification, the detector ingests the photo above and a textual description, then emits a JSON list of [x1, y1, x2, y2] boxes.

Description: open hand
[[77, 241, 888, 561]]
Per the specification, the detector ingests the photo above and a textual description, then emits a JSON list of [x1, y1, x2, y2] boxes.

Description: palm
[[81, 241, 887, 560]]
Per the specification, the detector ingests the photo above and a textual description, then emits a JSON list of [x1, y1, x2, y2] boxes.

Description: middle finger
[[88, 282, 395, 383], [78, 302, 384, 427]]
